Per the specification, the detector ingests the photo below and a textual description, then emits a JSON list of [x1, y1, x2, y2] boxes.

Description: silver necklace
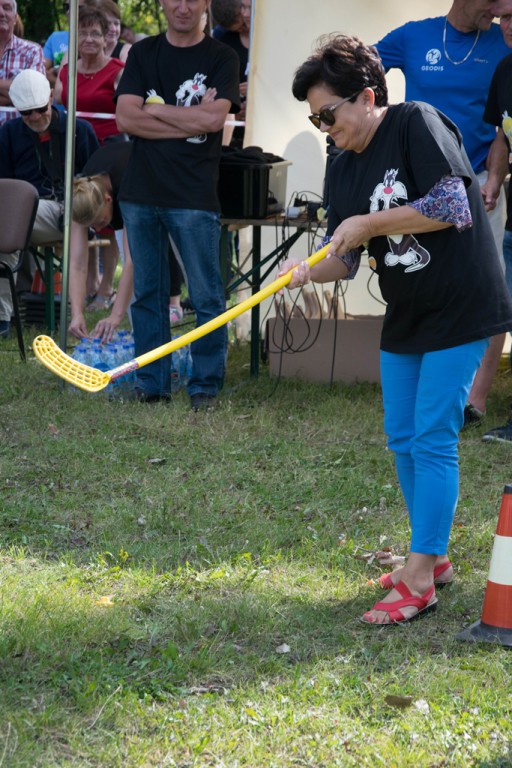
[[443, 17, 480, 65]]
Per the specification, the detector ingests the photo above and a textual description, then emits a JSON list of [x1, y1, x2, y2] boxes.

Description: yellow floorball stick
[[32, 243, 330, 393]]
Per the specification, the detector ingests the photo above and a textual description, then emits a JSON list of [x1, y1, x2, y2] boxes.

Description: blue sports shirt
[[375, 17, 509, 174]]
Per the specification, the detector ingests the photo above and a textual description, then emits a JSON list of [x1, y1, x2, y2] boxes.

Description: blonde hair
[[72, 174, 109, 226]]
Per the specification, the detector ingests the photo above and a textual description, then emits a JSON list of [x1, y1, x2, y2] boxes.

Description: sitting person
[[0, 69, 98, 338]]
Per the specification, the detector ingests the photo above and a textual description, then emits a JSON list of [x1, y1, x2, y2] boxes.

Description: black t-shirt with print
[[116, 33, 240, 211], [328, 101, 512, 353], [484, 52, 512, 231], [82, 141, 133, 230]]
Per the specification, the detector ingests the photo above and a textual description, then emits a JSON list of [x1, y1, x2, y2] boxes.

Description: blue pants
[[120, 202, 227, 397], [381, 339, 488, 554]]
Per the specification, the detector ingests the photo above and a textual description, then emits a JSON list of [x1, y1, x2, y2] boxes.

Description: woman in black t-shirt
[[280, 34, 512, 626]]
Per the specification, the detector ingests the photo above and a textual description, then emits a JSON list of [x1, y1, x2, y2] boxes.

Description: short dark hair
[[211, 0, 241, 29], [78, 4, 109, 36], [292, 34, 388, 107], [86, 0, 121, 21]]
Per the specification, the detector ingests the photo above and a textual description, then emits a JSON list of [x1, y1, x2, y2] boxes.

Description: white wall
[[245, 0, 451, 315]]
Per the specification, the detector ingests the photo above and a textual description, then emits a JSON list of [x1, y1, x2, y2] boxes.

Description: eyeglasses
[[308, 91, 360, 130], [19, 104, 49, 117], [78, 30, 104, 39]]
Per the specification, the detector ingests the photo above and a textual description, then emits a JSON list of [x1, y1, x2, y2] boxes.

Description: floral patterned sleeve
[[407, 174, 472, 232], [320, 234, 362, 281]]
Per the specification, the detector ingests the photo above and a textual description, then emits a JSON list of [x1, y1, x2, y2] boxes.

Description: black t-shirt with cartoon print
[[116, 33, 240, 211], [484, 52, 512, 231], [327, 101, 512, 354]]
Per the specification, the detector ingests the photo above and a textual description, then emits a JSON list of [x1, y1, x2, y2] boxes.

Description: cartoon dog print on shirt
[[369, 168, 431, 273]]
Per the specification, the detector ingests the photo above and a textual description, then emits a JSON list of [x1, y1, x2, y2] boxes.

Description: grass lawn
[[1, 328, 512, 767]]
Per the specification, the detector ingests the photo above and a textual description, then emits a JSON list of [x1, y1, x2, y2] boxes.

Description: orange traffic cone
[[457, 485, 512, 646], [31, 269, 62, 296]]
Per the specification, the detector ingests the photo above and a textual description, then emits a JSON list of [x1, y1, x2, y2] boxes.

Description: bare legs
[[467, 333, 506, 413]]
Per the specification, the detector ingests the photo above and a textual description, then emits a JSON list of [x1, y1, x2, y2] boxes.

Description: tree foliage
[[18, 0, 165, 45], [18, 0, 60, 44]]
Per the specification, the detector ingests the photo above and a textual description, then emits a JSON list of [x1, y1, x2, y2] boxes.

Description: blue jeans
[[381, 339, 488, 555], [120, 202, 227, 397]]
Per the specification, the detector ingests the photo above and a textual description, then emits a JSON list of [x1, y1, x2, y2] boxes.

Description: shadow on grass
[[0, 548, 506, 715]]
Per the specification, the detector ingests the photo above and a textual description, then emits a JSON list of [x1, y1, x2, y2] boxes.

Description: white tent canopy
[[246, 0, 451, 315]]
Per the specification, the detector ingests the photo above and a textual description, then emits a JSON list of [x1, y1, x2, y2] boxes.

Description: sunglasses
[[19, 104, 50, 117], [308, 91, 360, 130]]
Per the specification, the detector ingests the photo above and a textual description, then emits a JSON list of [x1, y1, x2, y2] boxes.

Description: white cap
[[9, 69, 51, 111]]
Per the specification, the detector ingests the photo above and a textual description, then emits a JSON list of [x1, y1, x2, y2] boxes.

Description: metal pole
[[58, 0, 79, 351]]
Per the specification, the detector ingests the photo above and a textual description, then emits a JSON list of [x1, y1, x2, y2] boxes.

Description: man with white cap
[[0, 69, 98, 338], [0, 0, 45, 125]]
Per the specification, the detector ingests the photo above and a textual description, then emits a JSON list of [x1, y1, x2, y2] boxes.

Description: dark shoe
[[463, 403, 484, 428], [136, 387, 171, 404], [0, 320, 10, 339], [190, 393, 217, 412], [117, 386, 171, 403], [482, 418, 512, 444]]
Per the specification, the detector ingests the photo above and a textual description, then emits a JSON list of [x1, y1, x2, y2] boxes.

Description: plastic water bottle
[[126, 334, 135, 358], [69, 343, 89, 393], [104, 343, 119, 394], [183, 345, 192, 383], [113, 329, 130, 344], [72, 343, 89, 365], [120, 342, 135, 389], [171, 347, 182, 392], [86, 338, 104, 369]]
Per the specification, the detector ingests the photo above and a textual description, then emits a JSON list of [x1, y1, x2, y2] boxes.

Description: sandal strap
[[433, 560, 452, 579], [372, 581, 436, 622], [378, 572, 394, 589]]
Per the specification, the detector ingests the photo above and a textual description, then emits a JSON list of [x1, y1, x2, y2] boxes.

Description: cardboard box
[[266, 315, 384, 384], [218, 160, 292, 218]]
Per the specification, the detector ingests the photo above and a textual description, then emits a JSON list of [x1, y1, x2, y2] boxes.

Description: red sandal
[[361, 580, 438, 625], [378, 559, 453, 590]]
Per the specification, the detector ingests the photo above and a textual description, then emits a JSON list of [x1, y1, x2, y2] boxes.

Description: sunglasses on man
[[308, 91, 360, 130], [19, 104, 49, 117]]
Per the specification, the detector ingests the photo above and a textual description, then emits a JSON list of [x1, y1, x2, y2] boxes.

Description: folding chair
[[0, 179, 39, 361]]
